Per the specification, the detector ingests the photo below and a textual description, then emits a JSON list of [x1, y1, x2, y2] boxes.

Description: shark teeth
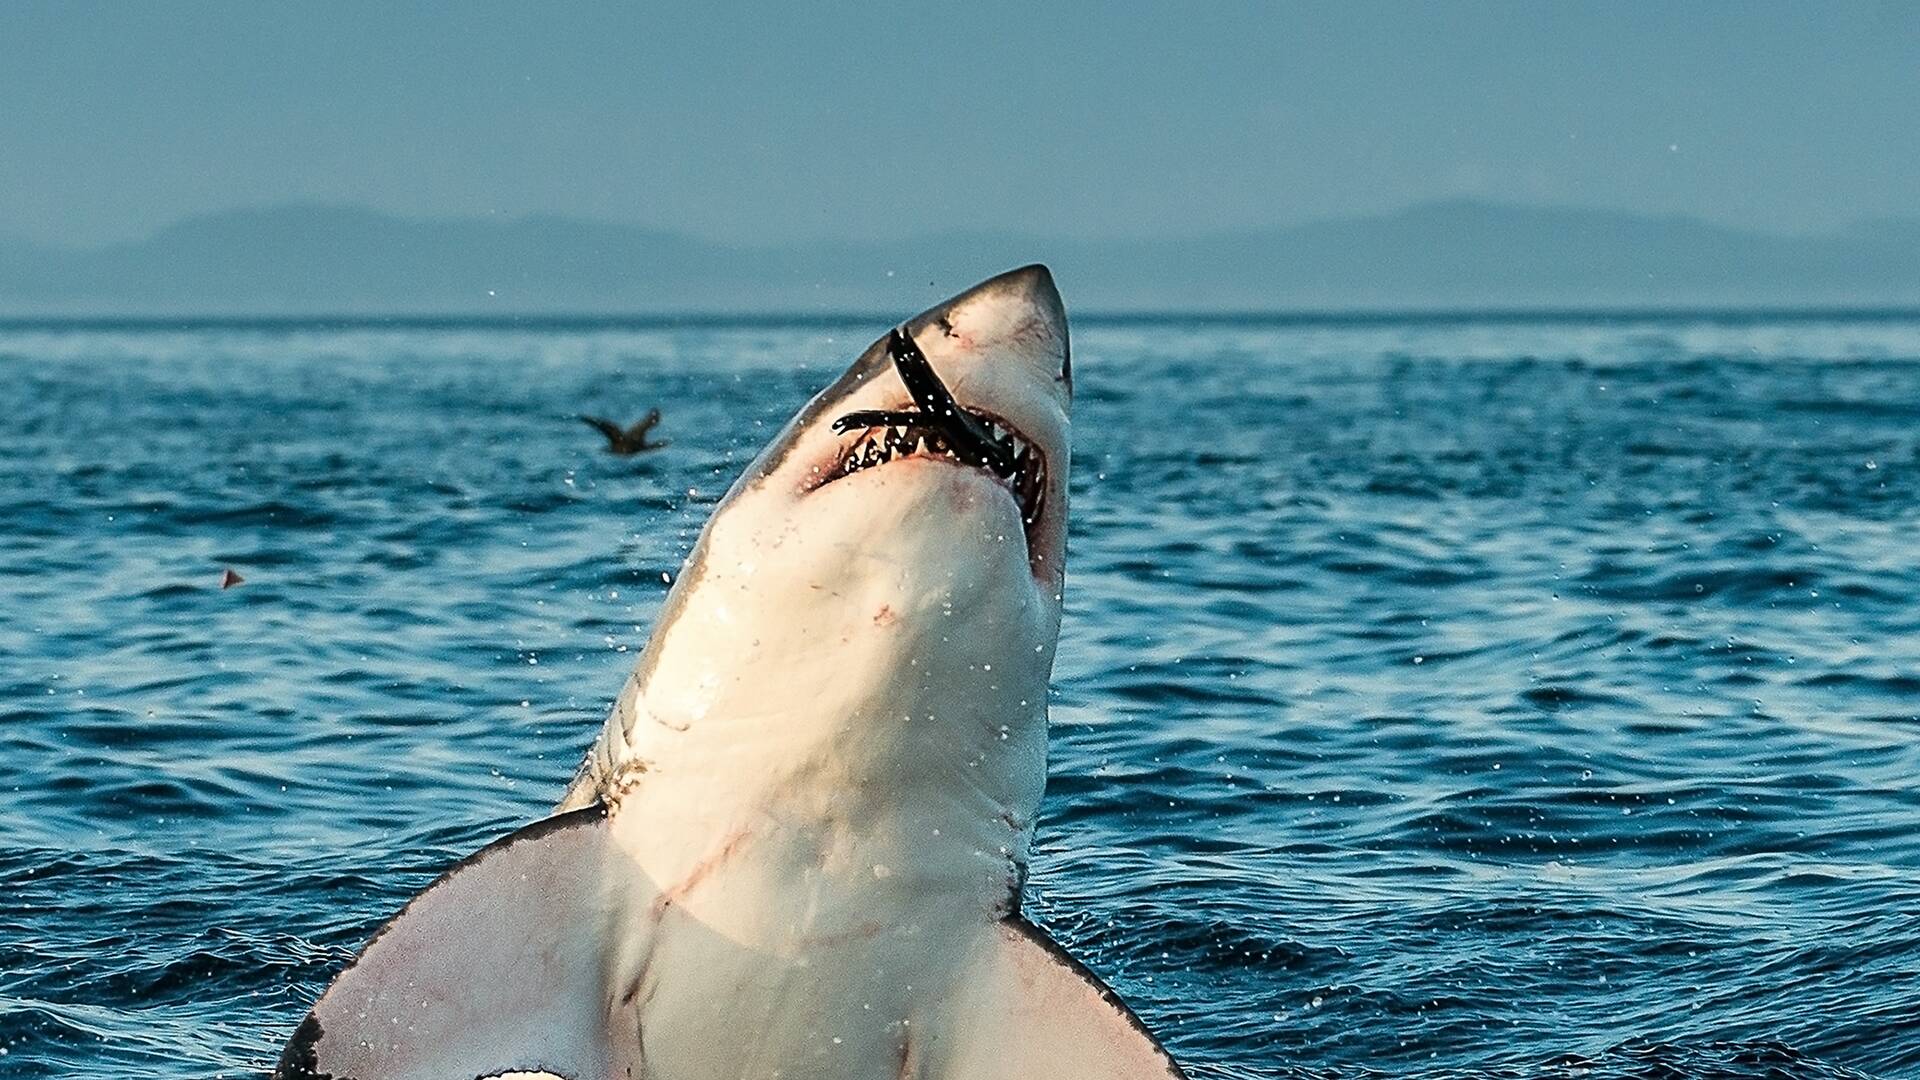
[[835, 417, 1048, 529]]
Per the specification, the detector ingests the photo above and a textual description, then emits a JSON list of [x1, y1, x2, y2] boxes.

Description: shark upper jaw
[[754, 264, 1073, 586], [809, 398, 1049, 563]]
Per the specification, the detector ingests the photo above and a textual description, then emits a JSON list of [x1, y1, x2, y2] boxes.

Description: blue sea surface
[[3, 314, 1920, 1078]]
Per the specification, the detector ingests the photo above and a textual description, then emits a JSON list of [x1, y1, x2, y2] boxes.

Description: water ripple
[[3, 317, 1920, 1076]]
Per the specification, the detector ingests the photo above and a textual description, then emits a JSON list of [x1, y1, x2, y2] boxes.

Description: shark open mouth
[[824, 327, 1049, 537]]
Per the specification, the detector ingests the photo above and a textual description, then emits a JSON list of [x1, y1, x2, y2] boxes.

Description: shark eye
[[937, 314, 956, 336]]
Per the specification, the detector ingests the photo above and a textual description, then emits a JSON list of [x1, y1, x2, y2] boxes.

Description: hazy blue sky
[[3, 1, 1916, 247]]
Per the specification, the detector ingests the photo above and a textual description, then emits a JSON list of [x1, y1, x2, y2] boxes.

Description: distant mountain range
[[3, 200, 1918, 316]]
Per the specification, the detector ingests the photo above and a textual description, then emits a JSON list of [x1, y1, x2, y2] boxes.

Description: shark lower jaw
[[805, 405, 1053, 573]]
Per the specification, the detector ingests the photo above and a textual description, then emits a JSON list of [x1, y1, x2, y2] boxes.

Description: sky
[[3, 1, 1916, 248]]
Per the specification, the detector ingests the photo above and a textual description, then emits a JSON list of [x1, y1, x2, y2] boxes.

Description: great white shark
[[274, 266, 1186, 1080]]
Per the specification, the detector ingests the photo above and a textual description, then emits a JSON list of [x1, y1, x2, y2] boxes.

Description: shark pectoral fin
[[274, 805, 624, 1080], [938, 917, 1187, 1080]]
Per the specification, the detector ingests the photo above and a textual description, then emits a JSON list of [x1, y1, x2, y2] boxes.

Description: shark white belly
[[273, 266, 1185, 1080]]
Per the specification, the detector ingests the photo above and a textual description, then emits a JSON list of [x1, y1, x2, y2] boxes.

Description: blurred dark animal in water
[[580, 408, 670, 454]]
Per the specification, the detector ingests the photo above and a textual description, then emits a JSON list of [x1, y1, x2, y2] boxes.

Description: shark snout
[[738, 265, 1073, 583], [912, 264, 1070, 386], [980, 263, 1068, 342]]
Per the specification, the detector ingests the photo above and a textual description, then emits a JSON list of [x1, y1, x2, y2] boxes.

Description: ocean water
[[3, 313, 1920, 1079]]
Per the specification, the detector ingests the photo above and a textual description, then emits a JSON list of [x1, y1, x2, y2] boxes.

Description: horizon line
[[4, 305, 1920, 333]]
